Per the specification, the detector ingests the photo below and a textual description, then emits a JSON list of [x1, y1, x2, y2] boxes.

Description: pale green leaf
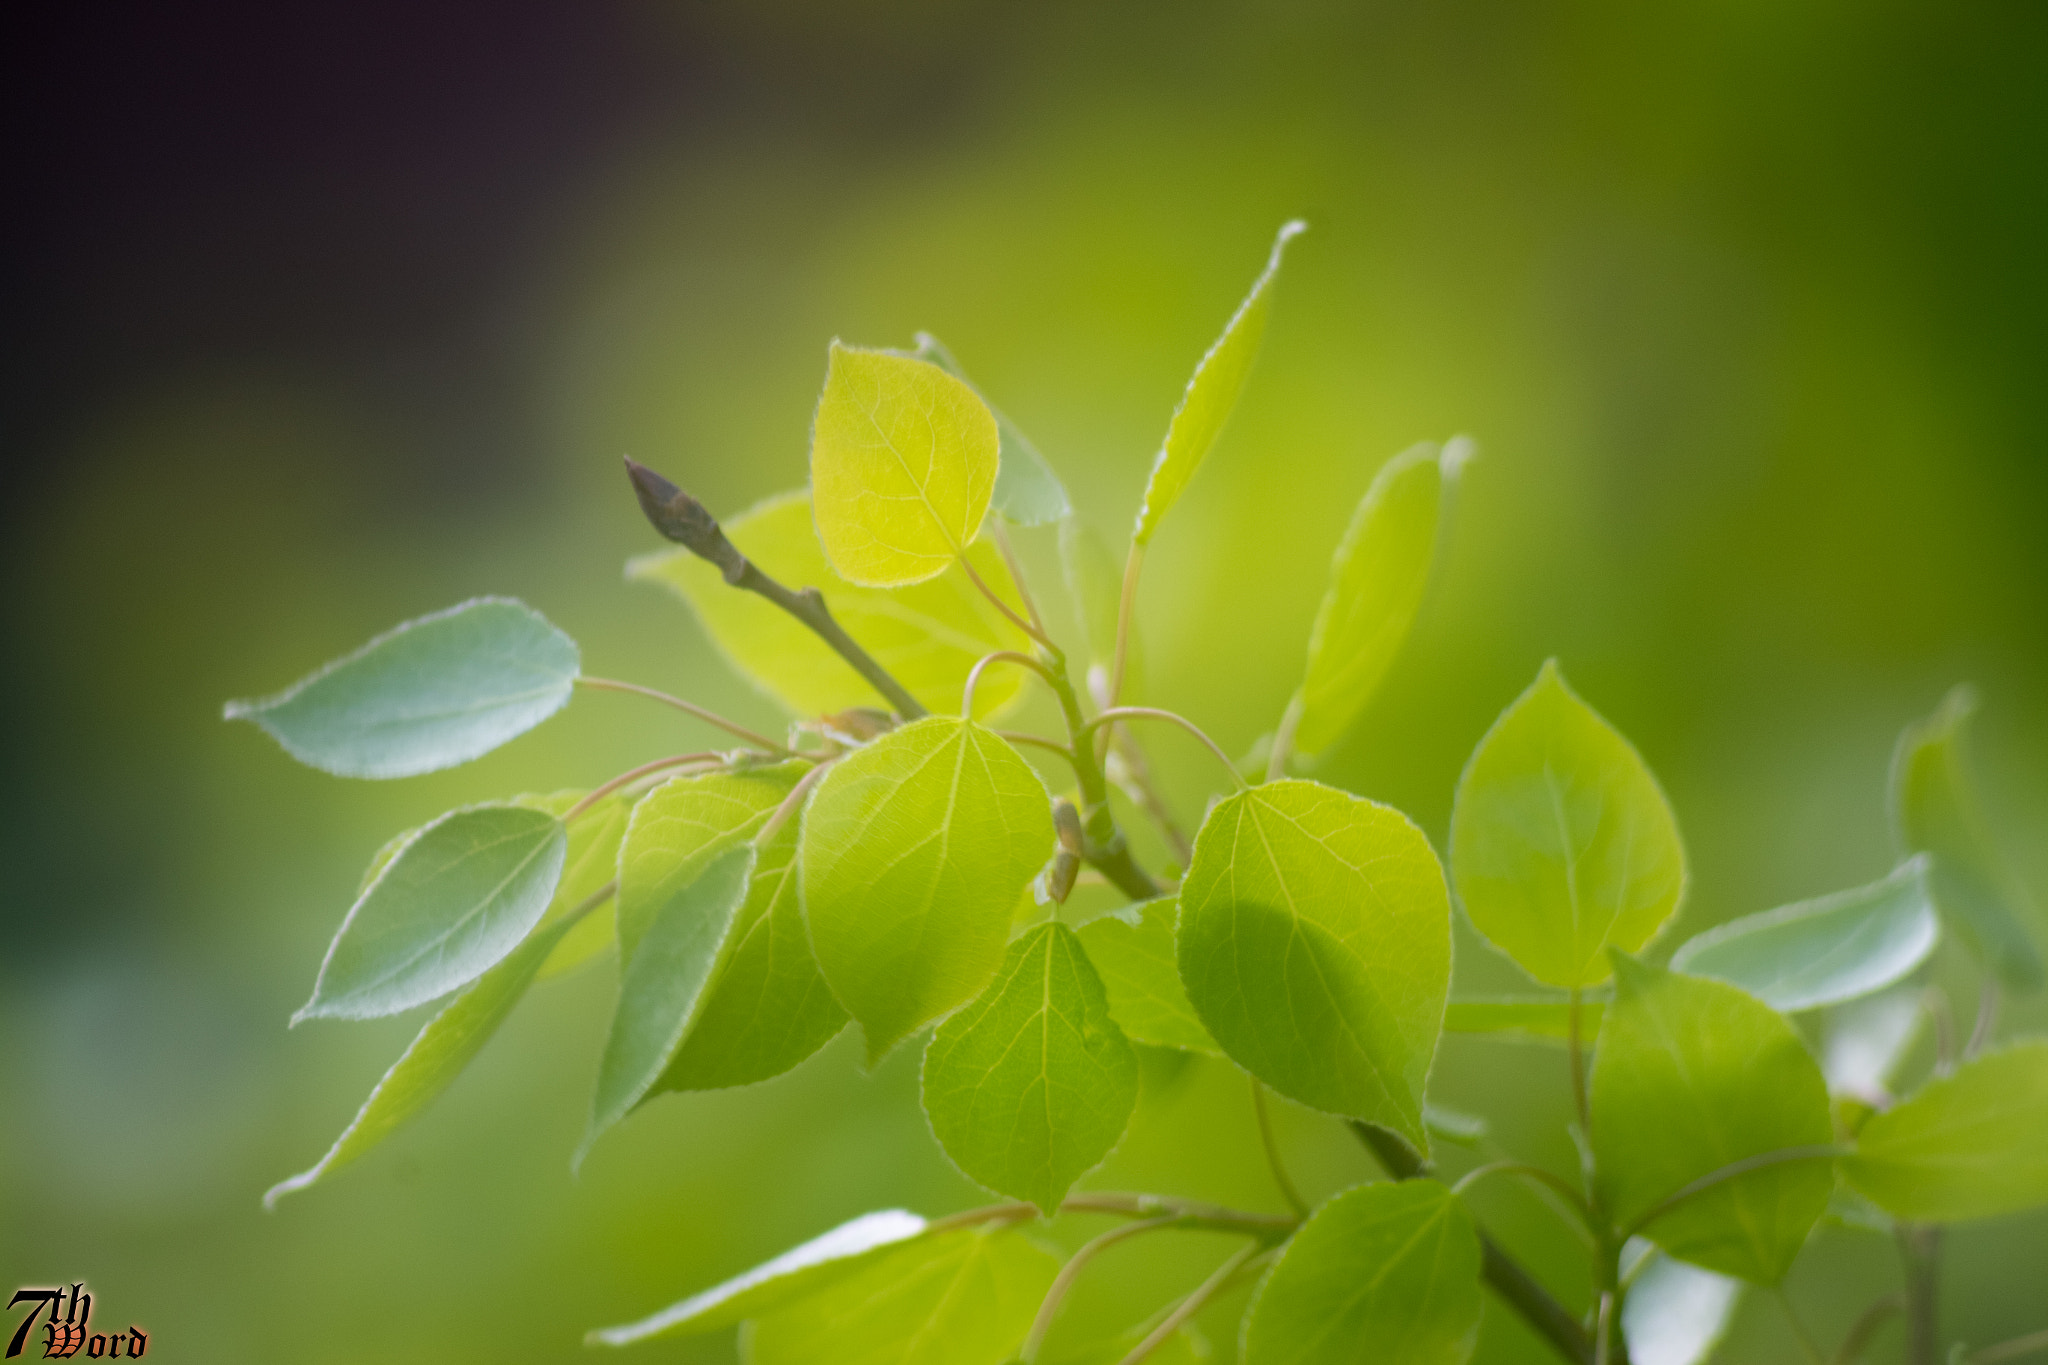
[[615, 763, 805, 956], [1442, 995, 1607, 1046], [1670, 858, 1938, 1013], [511, 791, 629, 978], [1133, 221, 1306, 546], [264, 909, 582, 1208], [911, 333, 1070, 526], [1822, 987, 1925, 1102], [631, 491, 1032, 717], [1076, 899, 1220, 1057], [1059, 512, 1143, 701], [1620, 1253, 1743, 1365], [296, 804, 567, 1022], [1049, 1324, 1208, 1365], [588, 1209, 927, 1345], [1177, 779, 1450, 1148], [809, 343, 999, 587], [800, 718, 1054, 1063], [1591, 954, 1834, 1283], [1891, 687, 2045, 991], [922, 922, 1139, 1212], [1844, 1040, 2048, 1221], [1450, 659, 1687, 989], [742, 1225, 1058, 1365], [1423, 1103, 1488, 1146], [225, 597, 578, 778], [1240, 1181, 1481, 1365]]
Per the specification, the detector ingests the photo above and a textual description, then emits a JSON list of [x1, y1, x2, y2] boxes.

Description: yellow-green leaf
[[1845, 1040, 2048, 1222], [1076, 898, 1220, 1057], [511, 790, 629, 978], [910, 333, 1070, 526]]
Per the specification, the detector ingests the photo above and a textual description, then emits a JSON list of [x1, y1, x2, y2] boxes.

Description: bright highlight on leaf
[[296, 804, 567, 1022], [1076, 899, 1221, 1057], [224, 597, 579, 778], [809, 343, 999, 587], [1845, 1040, 2048, 1222], [909, 333, 1070, 526], [1822, 987, 1924, 1103], [1620, 1253, 1743, 1365], [1450, 660, 1687, 989], [1177, 779, 1450, 1148]]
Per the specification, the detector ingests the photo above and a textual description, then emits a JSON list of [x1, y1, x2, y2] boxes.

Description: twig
[[574, 677, 789, 755], [963, 651, 1057, 718], [1113, 1243, 1264, 1365], [1450, 1162, 1597, 1231], [1776, 1286, 1827, 1365], [1106, 734, 1194, 864], [1619, 1146, 1844, 1242], [921, 1192, 1295, 1240], [1898, 1223, 1942, 1365], [754, 760, 833, 848], [1077, 707, 1247, 792], [1266, 692, 1305, 783], [1251, 1079, 1309, 1217], [563, 753, 726, 822], [958, 550, 1059, 654], [1109, 541, 1143, 712], [991, 520, 1055, 646], [998, 731, 1078, 764], [1972, 1328, 2048, 1364], [1830, 1293, 1902, 1365], [1020, 1217, 1179, 1363], [1967, 979, 1999, 1059]]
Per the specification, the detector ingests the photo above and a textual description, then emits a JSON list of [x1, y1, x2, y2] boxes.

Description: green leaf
[[264, 910, 583, 1207], [1590, 954, 1834, 1283], [1133, 221, 1306, 547], [1289, 442, 1454, 758], [1442, 995, 1606, 1046], [1423, 1103, 1489, 1147], [1050, 1324, 1209, 1365], [1844, 1040, 2048, 1221], [1891, 687, 2045, 991], [1240, 1181, 1482, 1365], [1620, 1253, 1742, 1365], [587, 1208, 928, 1345], [1076, 899, 1220, 1057], [809, 343, 999, 587], [615, 763, 804, 956], [1449, 659, 1687, 989], [1177, 779, 1450, 1148], [1059, 512, 1144, 701], [1669, 858, 1938, 1013], [296, 804, 567, 1022], [742, 1225, 1058, 1365], [631, 491, 1033, 718], [910, 333, 1070, 526], [583, 842, 757, 1161], [922, 922, 1139, 1213], [511, 791, 629, 978], [225, 597, 578, 778], [800, 718, 1054, 1063]]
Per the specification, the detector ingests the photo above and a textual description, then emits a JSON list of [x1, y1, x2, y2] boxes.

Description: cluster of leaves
[[230, 223, 2048, 1365]]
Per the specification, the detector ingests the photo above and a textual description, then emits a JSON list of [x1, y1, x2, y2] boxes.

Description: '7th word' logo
[[6, 1285, 147, 1359]]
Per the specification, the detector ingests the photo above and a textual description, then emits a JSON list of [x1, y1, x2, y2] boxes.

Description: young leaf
[[1133, 221, 1306, 547], [225, 597, 578, 778], [742, 1225, 1058, 1365], [1450, 660, 1687, 989], [1844, 1040, 2048, 1221], [583, 842, 757, 1160], [296, 804, 568, 1022], [1059, 512, 1144, 700], [1619, 1253, 1743, 1365], [800, 718, 1054, 1063], [1289, 442, 1449, 758], [265, 910, 583, 1207], [631, 491, 1033, 717], [1822, 986, 1925, 1102], [922, 922, 1139, 1213], [910, 333, 1070, 526], [1240, 1181, 1482, 1365], [1591, 955, 1834, 1283], [1891, 688, 2045, 991], [512, 791, 630, 978], [809, 343, 999, 587], [1076, 898, 1221, 1057], [1442, 995, 1607, 1046], [1669, 858, 1938, 1013], [1177, 779, 1450, 1148], [587, 1209, 928, 1345], [615, 762, 805, 954]]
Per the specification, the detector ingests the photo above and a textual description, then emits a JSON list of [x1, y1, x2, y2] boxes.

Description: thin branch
[[1077, 707, 1248, 792], [991, 520, 1055, 647], [1266, 692, 1305, 783], [1925, 985, 1957, 1076], [1594, 1291, 1614, 1365], [1568, 988, 1592, 1135], [575, 677, 789, 755], [998, 730, 1077, 765], [1619, 1146, 1845, 1242], [1830, 1294, 1902, 1365], [963, 651, 1057, 719], [920, 1192, 1295, 1240], [1109, 541, 1144, 711], [1973, 1328, 2048, 1364], [1106, 735, 1194, 864], [1034, 653, 1161, 902], [1020, 1217, 1179, 1363], [558, 878, 619, 929], [754, 759, 833, 848], [1251, 1079, 1309, 1217], [564, 753, 725, 822], [1898, 1223, 1942, 1365], [958, 550, 1059, 653], [1113, 1243, 1264, 1365], [1776, 1286, 1827, 1365], [1451, 1162, 1597, 1230], [1967, 979, 1999, 1059]]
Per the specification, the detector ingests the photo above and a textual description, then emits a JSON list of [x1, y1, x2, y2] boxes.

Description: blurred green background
[[4, 1, 2046, 1360]]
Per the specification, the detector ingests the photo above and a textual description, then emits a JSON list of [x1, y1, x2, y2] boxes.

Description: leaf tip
[[1440, 434, 1479, 481]]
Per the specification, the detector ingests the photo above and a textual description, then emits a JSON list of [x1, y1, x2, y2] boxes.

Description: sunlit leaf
[[1591, 955, 1834, 1283], [1049, 1324, 1209, 1365], [1076, 898, 1220, 1057], [1133, 221, 1306, 546], [614, 763, 803, 956], [511, 791, 629, 978], [1241, 1181, 1481, 1365], [800, 718, 1054, 1063], [922, 922, 1139, 1212], [1620, 1252, 1743, 1365], [225, 597, 578, 778], [910, 333, 1070, 526], [1845, 1040, 2048, 1222], [1450, 660, 1687, 989], [1177, 779, 1450, 1148], [296, 804, 567, 1022]]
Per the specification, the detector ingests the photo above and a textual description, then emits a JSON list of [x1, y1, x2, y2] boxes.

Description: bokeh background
[[4, 1, 2046, 1360]]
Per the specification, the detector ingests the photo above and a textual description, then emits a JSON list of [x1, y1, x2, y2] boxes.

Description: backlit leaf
[[1076, 898, 1220, 1057], [1442, 995, 1606, 1046], [614, 763, 804, 956], [512, 791, 630, 979], [1050, 1324, 1208, 1365], [1845, 1040, 2048, 1221], [1450, 660, 1687, 989], [911, 333, 1070, 526], [1620, 1253, 1742, 1365], [922, 922, 1139, 1212], [225, 597, 578, 778], [1177, 779, 1450, 1148], [800, 718, 1054, 1063], [809, 344, 999, 587]]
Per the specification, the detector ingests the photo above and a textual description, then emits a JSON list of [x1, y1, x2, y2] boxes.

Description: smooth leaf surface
[[297, 804, 567, 1022], [809, 343, 998, 587], [632, 491, 1032, 717], [1669, 858, 1938, 1013], [1450, 660, 1687, 988], [801, 718, 1054, 1062], [922, 922, 1139, 1212], [512, 791, 628, 978], [1133, 221, 1305, 546], [1177, 779, 1450, 1147], [910, 333, 1070, 525], [1845, 1041, 2048, 1221], [1241, 1181, 1481, 1365], [1620, 1254, 1743, 1365], [1442, 995, 1606, 1045], [615, 763, 802, 955], [1076, 899, 1220, 1057], [588, 1209, 927, 1345], [225, 597, 578, 778], [1051, 1324, 1208, 1365], [742, 1225, 1058, 1365], [1891, 688, 2045, 990], [1591, 955, 1834, 1283]]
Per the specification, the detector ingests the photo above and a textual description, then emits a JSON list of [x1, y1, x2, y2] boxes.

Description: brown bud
[[1052, 799, 1085, 856], [622, 457, 747, 584]]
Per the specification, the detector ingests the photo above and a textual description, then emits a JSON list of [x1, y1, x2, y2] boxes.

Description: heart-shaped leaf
[[1076, 898, 1220, 1057], [908, 333, 1069, 526], [1845, 1040, 2048, 1222]]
